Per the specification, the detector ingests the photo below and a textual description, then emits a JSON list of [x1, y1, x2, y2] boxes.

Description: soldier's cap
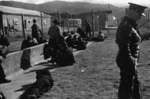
[[128, 2, 147, 16], [52, 19, 60, 24]]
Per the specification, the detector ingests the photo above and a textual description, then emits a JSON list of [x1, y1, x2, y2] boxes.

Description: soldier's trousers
[[118, 70, 142, 99], [116, 57, 142, 99]]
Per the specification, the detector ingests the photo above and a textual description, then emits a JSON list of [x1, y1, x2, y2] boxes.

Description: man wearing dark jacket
[[31, 19, 42, 43], [116, 2, 147, 99], [85, 20, 92, 39], [48, 19, 62, 62], [20, 69, 54, 99]]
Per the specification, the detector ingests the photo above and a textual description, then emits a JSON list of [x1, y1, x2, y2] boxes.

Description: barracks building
[[0, 5, 51, 38]]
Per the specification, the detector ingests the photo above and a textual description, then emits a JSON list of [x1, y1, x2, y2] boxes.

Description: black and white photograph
[[0, 0, 150, 99]]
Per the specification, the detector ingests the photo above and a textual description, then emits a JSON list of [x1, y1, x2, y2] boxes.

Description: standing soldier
[[115, 2, 147, 99]]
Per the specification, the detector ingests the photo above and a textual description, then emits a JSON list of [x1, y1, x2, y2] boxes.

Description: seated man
[[77, 26, 86, 38], [55, 36, 75, 66], [31, 38, 38, 46], [65, 34, 74, 48], [20, 36, 38, 50], [93, 31, 107, 41], [20, 35, 33, 50], [75, 37, 87, 50], [0, 60, 11, 84], [38, 36, 47, 44], [20, 69, 54, 99]]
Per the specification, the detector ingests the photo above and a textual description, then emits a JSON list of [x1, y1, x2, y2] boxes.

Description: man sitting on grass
[[20, 69, 54, 99]]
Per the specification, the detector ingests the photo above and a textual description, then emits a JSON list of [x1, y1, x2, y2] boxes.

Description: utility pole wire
[[138, 19, 150, 29]]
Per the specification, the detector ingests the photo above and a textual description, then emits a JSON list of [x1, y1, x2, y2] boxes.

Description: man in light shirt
[[48, 19, 62, 39], [48, 19, 62, 63]]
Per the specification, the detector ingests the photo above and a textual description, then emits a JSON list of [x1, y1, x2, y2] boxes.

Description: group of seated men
[[20, 35, 47, 50], [43, 29, 88, 66], [63, 31, 87, 50], [44, 35, 76, 66]]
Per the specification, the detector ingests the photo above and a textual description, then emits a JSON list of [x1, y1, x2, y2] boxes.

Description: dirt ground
[[35, 30, 150, 99]]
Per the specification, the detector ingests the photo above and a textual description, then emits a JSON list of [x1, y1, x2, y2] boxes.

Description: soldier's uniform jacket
[[116, 16, 141, 69]]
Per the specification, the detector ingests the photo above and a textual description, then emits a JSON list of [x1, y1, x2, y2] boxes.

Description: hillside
[[0, 1, 125, 18], [38, 1, 125, 18], [0, 1, 38, 11]]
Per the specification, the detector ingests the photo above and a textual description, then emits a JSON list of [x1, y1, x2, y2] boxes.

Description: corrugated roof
[[41, 12, 51, 17], [0, 5, 41, 16]]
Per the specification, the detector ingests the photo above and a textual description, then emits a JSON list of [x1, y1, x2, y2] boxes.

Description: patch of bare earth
[[40, 30, 150, 99]]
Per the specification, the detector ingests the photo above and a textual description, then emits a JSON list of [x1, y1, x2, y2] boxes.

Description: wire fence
[[140, 9, 150, 29]]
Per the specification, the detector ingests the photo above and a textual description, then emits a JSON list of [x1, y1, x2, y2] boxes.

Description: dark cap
[[129, 2, 147, 16], [52, 19, 60, 24], [33, 19, 36, 23]]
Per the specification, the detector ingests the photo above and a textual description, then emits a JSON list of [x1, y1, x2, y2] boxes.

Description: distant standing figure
[[77, 26, 86, 38], [31, 19, 41, 43], [85, 20, 92, 39], [115, 2, 147, 99]]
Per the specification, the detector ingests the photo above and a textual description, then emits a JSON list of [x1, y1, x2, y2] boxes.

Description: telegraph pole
[[92, 10, 94, 38]]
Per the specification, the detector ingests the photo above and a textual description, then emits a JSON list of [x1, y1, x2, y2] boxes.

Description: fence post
[[67, 11, 69, 32], [92, 10, 94, 38], [21, 14, 26, 39], [57, 11, 61, 26], [40, 12, 44, 33]]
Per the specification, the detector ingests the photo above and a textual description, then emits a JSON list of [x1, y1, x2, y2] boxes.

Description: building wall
[[2, 13, 51, 38], [3, 14, 22, 31], [98, 12, 107, 30], [42, 17, 51, 29], [79, 11, 110, 31]]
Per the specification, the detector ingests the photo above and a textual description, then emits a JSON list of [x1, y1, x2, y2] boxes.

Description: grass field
[[32, 29, 150, 99], [1, 28, 150, 99]]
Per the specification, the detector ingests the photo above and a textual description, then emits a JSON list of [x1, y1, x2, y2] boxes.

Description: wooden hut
[[0, 5, 51, 38], [79, 10, 113, 31]]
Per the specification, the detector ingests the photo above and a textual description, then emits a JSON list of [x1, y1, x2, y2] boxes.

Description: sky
[[1, 0, 150, 7]]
